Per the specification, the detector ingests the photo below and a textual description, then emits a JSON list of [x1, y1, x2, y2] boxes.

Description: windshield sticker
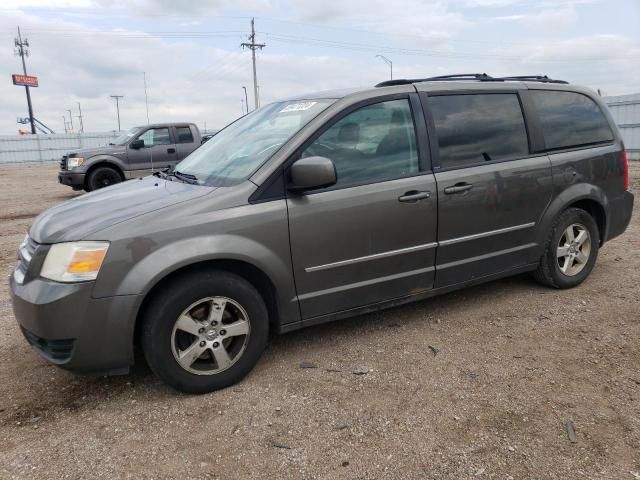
[[280, 101, 317, 113]]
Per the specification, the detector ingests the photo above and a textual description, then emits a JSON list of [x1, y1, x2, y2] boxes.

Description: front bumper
[[58, 170, 85, 189], [10, 273, 140, 375]]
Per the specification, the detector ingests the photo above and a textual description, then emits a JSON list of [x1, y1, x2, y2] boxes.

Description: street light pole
[[110, 95, 123, 131], [376, 54, 393, 80]]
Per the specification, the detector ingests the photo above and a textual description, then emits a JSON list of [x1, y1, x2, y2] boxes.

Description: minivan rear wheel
[[141, 270, 269, 394], [534, 207, 600, 289]]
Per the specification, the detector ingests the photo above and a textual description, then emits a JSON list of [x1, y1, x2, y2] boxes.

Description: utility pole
[[242, 86, 249, 114], [110, 95, 123, 131], [376, 54, 393, 80], [62, 115, 67, 134], [77, 102, 84, 132], [14, 27, 36, 134], [66, 109, 74, 132], [143, 72, 150, 124], [241, 18, 265, 110]]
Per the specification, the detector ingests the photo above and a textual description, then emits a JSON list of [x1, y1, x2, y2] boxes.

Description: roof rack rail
[[494, 75, 569, 84], [375, 73, 568, 88]]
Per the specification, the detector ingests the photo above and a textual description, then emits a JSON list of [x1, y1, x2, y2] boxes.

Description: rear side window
[[531, 91, 614, 150], [176, 126, 194, 144], [429, 93, 529, 169]]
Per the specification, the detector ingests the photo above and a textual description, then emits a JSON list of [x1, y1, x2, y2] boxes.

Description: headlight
[[67, 157, 85, 168], [41, 242, 109, 282]]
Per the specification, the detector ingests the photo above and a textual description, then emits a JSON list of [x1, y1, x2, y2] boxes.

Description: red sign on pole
[[12, 74, 39, 87]]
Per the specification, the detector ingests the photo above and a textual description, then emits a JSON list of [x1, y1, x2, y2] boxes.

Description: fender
[[102, 233, 300, 326], [534, 182, 608, 255], [82, 154, 128, 175]]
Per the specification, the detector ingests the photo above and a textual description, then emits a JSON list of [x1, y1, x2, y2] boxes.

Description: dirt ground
[[0, 163, 638, 480]]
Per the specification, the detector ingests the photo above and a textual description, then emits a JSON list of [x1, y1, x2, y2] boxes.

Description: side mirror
[[130, 139, 145, 149], [288, 156, 337, 193]]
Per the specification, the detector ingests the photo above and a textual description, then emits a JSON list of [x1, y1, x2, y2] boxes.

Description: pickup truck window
[[176, 126, 194, 144], [139, 128, 171, 146], [176, 99, 335, 187], [112, 127, 143, 145]]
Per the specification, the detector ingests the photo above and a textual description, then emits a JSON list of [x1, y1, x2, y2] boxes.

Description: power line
[[6, 26, 637, 63], [241, 18, 265, 110]]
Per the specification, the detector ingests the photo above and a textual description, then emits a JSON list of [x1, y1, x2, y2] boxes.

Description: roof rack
[[375, 73, 568, 88]]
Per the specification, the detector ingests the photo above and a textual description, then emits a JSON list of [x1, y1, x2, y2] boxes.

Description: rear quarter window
[[531, 90, 614, 151]]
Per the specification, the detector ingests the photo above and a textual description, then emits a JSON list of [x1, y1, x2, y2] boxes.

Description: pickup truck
[[58, 122, 202, 191]]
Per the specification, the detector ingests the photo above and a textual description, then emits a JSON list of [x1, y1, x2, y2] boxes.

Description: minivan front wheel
[[534, 207, 600, 289], [141, 270, 269, 393]]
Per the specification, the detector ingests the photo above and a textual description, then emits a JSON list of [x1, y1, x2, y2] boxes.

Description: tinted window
[[138, 128, 171, 146], [531, 91, 614, 150], [430, 94, 529, 169], [302, 99, 419, 188], [176, 126, 194, 143]]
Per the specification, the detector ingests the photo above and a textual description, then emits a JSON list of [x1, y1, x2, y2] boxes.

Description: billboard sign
[[12, 74, 38, 87]]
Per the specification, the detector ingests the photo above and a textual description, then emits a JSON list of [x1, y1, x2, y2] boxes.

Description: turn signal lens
[[67, 248, 108, 274], [41, 242, 109, 282]]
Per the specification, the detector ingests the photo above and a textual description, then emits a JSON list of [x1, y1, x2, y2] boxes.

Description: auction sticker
[[280, 101, 317, 113]]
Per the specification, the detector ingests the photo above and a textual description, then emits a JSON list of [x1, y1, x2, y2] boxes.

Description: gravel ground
[[0, 163, 639, 480]]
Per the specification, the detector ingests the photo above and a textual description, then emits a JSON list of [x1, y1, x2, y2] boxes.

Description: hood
[[70, 145, 126, 158], [30, 176, 214, 243]]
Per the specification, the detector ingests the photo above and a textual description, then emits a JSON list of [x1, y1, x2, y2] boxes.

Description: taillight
[[622, 147, 629, 191]]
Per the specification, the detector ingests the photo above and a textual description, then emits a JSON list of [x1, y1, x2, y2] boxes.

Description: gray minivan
[[11, 74, 634, 393]]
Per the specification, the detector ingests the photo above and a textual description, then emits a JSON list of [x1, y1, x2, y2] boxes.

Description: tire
[[533, 207, 600, 289], [86, 165, 122, 191], [141, 270, 269, 394]]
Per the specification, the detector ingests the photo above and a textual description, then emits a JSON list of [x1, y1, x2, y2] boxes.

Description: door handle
[[167, 148, 176, 154], [444, 182, 473, 195], [398, 190, 431, 203]]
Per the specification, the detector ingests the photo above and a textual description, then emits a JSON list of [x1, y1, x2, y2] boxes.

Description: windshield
[[175, 99, 336, 186], [112, 127, 143, 145]]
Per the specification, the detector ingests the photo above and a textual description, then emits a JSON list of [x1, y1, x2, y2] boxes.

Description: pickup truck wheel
[[141, 270, 269, 394], [534, 207, 599, 289], [86, 165, 122, 191]]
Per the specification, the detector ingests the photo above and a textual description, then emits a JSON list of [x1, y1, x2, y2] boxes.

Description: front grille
[[14, 235, 39, 284], [60, 155, 68, 170], [21, 327, 75, 362]]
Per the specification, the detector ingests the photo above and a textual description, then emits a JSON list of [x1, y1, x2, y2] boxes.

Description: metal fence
[[0, 95, 638, 165], [604, 93, 640, 160], [0, 132, 120, 164]]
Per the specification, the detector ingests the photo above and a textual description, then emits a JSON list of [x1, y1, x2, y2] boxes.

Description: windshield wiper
[[173, 170, 199, 184]]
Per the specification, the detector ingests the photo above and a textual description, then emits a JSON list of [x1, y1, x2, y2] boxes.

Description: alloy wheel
[[170, 296, 250, 375], [556, 223, 591, 277]]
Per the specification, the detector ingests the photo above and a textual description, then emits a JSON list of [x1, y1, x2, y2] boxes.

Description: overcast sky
[[1, 0, 638, 135]]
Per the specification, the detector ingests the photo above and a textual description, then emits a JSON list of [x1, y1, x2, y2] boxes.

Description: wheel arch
[[536, 184, 609, 253], [84, 157, 126, 187], [133, 258, 282, 356]]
